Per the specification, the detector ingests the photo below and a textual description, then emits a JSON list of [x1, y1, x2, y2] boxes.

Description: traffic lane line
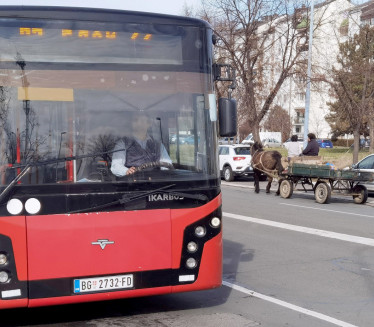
[[223, 212, 374, 246], [222, 280, 358, 327], [280, 202, 374, 219]]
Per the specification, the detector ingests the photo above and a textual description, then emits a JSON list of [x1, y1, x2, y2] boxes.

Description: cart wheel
[[352, 185, 368, 204], [314, 182, 331, 204], [279, 179, 293, 198]]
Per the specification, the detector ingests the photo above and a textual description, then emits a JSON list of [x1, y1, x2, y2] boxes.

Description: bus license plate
[[73, 274, 133, 293]]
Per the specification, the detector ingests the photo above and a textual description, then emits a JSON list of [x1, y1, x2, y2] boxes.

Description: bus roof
[[0, 6, 211, 28]]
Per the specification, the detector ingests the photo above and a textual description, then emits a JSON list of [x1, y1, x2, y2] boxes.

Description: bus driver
[[110, 113, 172, 176]]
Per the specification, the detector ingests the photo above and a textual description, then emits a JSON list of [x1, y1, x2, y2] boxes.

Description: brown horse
[[251, 141, 284, 194]]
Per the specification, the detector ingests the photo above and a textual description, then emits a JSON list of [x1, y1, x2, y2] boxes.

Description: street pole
[[303, 0, 314, 149]]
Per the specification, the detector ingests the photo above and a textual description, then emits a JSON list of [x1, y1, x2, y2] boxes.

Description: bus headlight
[[0, 254, 7, 265], [25, 198, 41, 215], [186, 258, 197, 269], [194, 226, 206, 237], [6, 199, 23, 215], [211, 217, 221, 228], [0, 271, 9, 283], [187, 241, 198, 253]]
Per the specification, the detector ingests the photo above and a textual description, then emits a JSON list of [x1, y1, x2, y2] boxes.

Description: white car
[[241, 136, 254, 145], [350, 154, 374, 192], [218, 145, 253, 181], [263, 138, 282, 148]]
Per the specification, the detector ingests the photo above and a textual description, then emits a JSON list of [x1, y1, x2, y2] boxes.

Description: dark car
[[317, 139, 333, 148], [181, 135, 200, 145], [360, 138, 370, 149]]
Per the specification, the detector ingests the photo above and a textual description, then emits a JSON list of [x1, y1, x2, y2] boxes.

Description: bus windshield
[[0, 18, 218, 185]]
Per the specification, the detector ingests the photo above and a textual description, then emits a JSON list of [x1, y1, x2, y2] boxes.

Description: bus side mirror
[[218, 97, 237, 137]]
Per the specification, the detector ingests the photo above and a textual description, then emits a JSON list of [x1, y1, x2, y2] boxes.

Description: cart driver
[[302, 133, 320, 156], [110, 113, 172, 177]]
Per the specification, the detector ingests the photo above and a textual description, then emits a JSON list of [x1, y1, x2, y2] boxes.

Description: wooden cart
[[278, 163, 374, 204]]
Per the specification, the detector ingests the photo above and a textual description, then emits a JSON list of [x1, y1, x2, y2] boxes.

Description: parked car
[[175, 135, 188, 144], [177, 135, 199, 145], [360, 138, 370, 149], [263, 138, 282, 148], [218, 145, 253, 181], [183, 136, 195, 144], [242, 132, 281, 145], [219, 137, 235, 145], [169, 134, 177, 144], [349, 154, 374, 193], [317, 139, 333, 148]]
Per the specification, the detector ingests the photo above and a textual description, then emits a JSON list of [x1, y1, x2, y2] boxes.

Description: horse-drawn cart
[[278, 163, 374, 204]]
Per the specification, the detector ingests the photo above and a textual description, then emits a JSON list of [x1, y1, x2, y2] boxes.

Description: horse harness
[[251, 150, 279, 179]]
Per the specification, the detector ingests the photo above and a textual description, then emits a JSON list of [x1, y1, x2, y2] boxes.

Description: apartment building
[[261, 0, 369, 139]]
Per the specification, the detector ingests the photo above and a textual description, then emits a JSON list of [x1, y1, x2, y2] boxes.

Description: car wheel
[[223, 166, 234, 182]]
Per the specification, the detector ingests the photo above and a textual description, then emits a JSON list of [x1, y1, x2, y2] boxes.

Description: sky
[[0, 0, 371, 15], [0, 0, 202, 16]]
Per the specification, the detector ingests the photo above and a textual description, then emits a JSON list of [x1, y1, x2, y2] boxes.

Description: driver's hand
[[126, 166, 136, 175]]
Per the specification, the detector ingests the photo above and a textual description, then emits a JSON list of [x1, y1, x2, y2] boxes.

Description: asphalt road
[[3, 178, 374, 327]]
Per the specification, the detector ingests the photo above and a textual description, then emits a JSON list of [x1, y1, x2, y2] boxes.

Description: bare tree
[[263, 105, 292, 142], [0, 86, 16, 164], [200, 0, 327, 142], [88, 134, 118, 164]]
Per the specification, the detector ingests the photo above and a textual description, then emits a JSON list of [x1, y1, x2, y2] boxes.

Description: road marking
[[223, 280, 358, 327], [224, 212, 374, 246], [280, 203, 374, 218], [221, 181, 254, 189]]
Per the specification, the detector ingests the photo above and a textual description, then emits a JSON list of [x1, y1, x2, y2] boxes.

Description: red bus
[[0, 6, 236, 309]]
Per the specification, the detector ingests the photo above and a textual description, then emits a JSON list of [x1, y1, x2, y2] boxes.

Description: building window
[[296, 17, 308, 30], [339, 18, 348, 36], [361, 19, 370, 26], [294, 109, 305, 124], [297, 92, 305, 101], [295, 74, 306, 84]]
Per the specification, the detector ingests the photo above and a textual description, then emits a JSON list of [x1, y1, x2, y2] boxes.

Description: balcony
[[294, 117, 305, 125]]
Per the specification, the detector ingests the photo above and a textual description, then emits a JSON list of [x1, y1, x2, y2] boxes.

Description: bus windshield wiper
[[0, 164, 31, 204], [68, 184, 176, 214], [68, 185, 208, 214]]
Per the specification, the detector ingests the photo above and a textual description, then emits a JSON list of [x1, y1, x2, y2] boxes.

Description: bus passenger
[[302, 133, 319, 156], [110, 113, 172, 176]]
